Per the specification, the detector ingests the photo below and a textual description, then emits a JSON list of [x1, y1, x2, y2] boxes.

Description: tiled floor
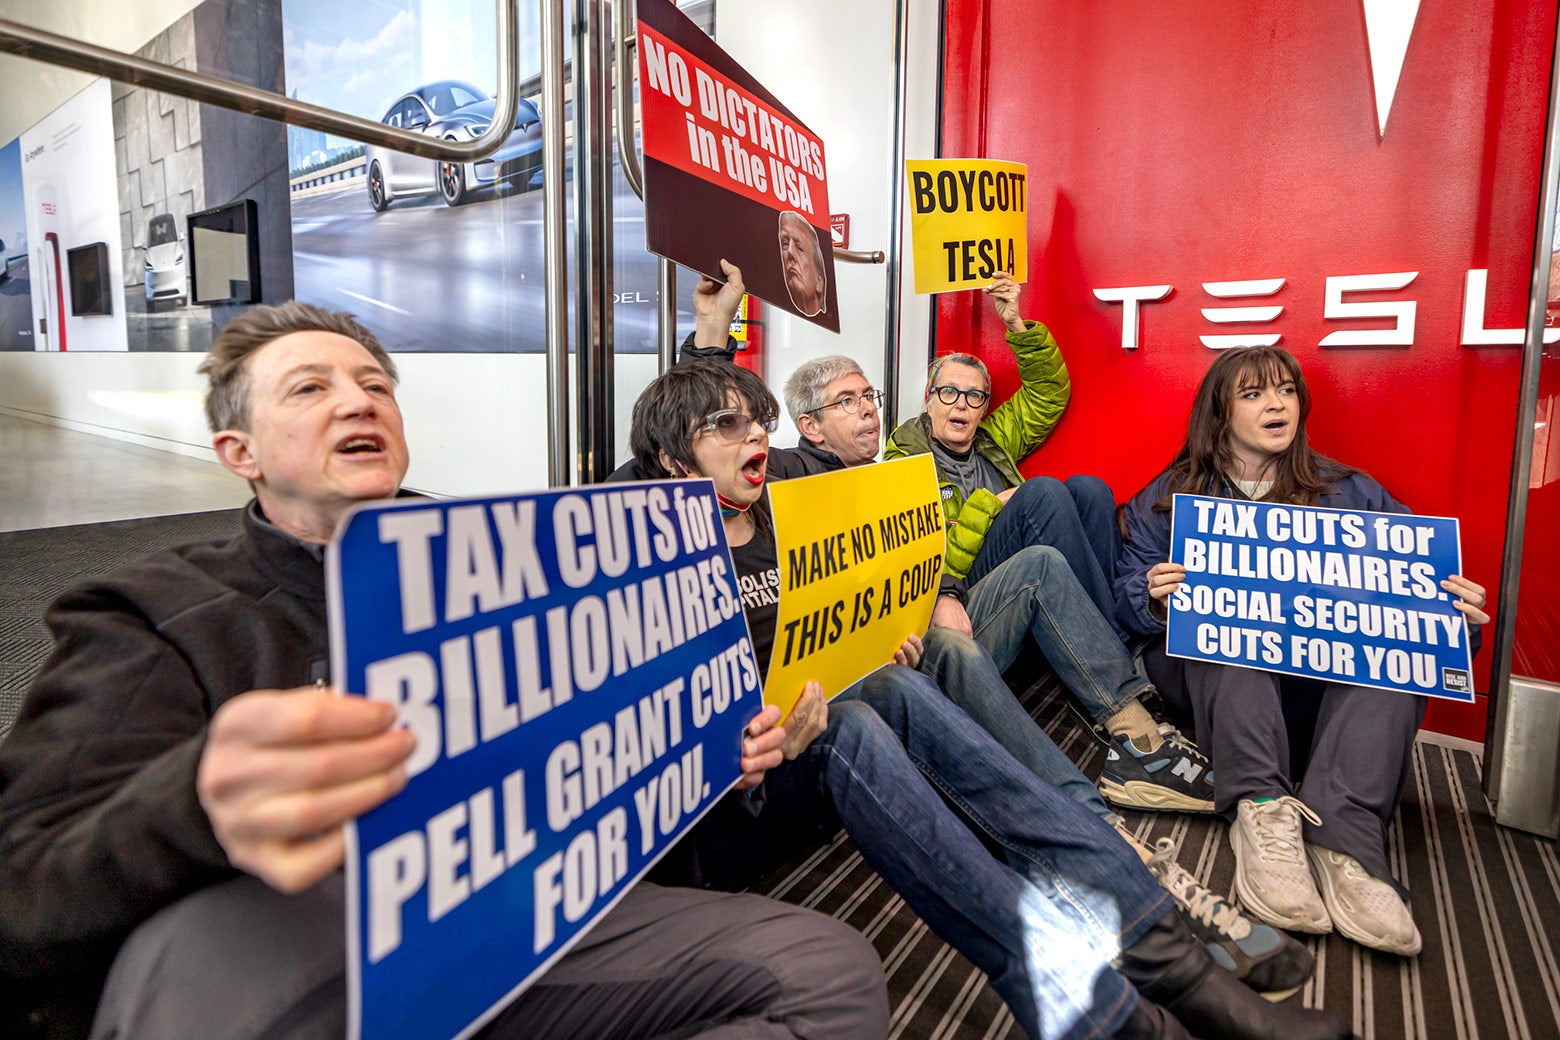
[[0, 413, 251, 532]]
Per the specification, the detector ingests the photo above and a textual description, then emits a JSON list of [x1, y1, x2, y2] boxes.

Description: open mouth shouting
[[336, 433, 387, 457], [740, 451, 768, 487]]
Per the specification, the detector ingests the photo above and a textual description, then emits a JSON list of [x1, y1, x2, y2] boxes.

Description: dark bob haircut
[[628, 358, 779, 478]]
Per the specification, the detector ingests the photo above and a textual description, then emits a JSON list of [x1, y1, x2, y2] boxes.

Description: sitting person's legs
[[961, 546, 1214, 813], [918, 625, 1116, 818], [92, 875, 888, 1040], [787, 680, 1153, 1040], [915, 626, 1315, 1000], [1296, 681, 1426, 955], [1063, 474, 1122, 586], [832, 668, 1346, 1040], [964, 476, 1119, 633]]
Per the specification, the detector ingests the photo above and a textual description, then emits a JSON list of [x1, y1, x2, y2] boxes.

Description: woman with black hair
[[1115, 346, 1488, 956]]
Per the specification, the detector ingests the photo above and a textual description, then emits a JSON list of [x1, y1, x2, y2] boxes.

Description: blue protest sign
[[326, 481, 758, 1040], [1165, 494, 1474, 702]]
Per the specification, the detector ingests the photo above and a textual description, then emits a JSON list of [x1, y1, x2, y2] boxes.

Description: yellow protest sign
[[905, 158, 1028, 294], [763, 455, 945, 718]]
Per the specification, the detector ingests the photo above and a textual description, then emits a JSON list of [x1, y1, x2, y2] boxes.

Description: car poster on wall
[[281, 0, 716, 353]]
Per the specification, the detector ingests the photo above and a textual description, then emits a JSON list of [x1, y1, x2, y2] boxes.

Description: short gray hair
[[784, 355, 865, 429]]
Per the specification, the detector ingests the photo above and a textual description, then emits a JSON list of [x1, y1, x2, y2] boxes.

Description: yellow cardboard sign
[[905, 158, 1028, 294], [763, 455, 945, 718], [729, 294, 749, 342]]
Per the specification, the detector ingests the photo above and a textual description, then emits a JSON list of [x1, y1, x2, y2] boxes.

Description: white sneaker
[[1229, 797, 1333, 934], [1306, 846, 1422, 956]]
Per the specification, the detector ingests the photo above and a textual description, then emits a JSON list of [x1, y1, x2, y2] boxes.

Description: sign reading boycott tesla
[[637, 0, 838, 331], [327, 482, 756, 1040], [905, 159, 1028, 294], [763, 456, 944, 717], [1165, 494, 1473, 701]]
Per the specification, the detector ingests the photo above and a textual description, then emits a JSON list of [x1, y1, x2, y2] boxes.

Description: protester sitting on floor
[[0, 302, 892, 1040], [783, 351, 1217, 814], [778, 350, 1320, 997], [1115, 345, 1489, 957], [883, 273, 1121, 629], [622, 356, 1352, 1040]]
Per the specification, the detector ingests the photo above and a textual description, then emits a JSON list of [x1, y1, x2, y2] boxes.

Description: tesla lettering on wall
[[1093, 270, 1560, 351], [637, 0, 839, 331]]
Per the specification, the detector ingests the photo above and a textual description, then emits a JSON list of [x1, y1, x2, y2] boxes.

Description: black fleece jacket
[[0, 502, 330, 1038]]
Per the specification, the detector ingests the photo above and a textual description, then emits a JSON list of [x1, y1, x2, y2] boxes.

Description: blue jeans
[[965, 545, 1154, 729], [964, 475, 1123, 638], [776, 666, 1169, 1040], [918, 627, 1116, 823]]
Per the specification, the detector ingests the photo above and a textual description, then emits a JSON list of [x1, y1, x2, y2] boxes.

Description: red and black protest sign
[[638, 0, 838, 331]]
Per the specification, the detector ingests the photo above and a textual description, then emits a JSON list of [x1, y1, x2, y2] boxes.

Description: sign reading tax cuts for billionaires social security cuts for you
[[328, 482, 758, 1040], [1165, 494, 1474, 702]]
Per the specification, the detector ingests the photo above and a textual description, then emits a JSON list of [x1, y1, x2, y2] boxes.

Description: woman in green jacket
[[884, 272, 1124, 635]]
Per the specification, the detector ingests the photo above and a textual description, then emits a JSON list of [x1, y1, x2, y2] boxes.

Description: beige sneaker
[[1306, 846, 1422, 956], [1229, 797, 1333, 933]]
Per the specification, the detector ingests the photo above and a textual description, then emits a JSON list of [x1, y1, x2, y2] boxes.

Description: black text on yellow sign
[[764, 456, 945, 717], [905, 159, 1029, 294]]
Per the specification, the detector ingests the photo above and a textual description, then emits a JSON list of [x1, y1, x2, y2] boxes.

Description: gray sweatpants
[[1179, 657, 1426, 887], [90, 876, 889, 1040]]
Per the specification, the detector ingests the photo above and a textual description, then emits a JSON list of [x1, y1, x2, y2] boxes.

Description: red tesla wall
[[938, 0, 1558, 741]]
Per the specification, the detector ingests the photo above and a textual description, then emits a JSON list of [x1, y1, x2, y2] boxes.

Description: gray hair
[[925, 352, 990, 399], [784, 354, 866, 428]]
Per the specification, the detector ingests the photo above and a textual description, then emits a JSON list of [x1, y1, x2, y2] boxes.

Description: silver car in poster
[[142, 213, 186, 308], [365, 80, 543, 210]]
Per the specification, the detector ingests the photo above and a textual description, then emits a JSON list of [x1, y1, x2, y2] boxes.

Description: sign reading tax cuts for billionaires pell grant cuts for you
[[763, 456, 945, 717], [905, 159, 1028, 295], [327, 482, 759, 1040], [1164, 494, 1474, 702], [637, 0, 838, 331]]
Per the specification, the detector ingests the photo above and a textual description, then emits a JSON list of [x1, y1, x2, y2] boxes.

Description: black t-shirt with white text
[[729, 522, 780, 674]]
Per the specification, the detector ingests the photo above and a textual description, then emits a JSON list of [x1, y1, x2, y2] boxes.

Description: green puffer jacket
[[883, 320, 1070, 577]]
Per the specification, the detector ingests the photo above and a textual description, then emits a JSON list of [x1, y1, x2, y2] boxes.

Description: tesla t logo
[[1094, 269, 1560, 351], [1364, 0, 1422, 138]]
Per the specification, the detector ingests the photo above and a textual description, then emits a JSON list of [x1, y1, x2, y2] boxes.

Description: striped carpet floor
[[750, 678, 1560, 1040]]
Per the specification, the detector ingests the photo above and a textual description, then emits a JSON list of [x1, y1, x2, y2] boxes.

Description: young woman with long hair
[[1115, 346, 1489, 957]]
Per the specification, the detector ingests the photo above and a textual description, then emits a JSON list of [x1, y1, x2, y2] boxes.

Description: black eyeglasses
[[695, 409, 779, 441], [810, 389, 885, 417], [930, 385, 990, 408]]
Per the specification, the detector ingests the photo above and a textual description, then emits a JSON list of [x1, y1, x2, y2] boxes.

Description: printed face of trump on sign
[[778, 210, 826, 317]]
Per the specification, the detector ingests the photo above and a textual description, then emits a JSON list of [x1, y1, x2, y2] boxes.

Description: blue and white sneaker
[[1099, 724, 1216, 813], [1148, 838, 1315, 1000]]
